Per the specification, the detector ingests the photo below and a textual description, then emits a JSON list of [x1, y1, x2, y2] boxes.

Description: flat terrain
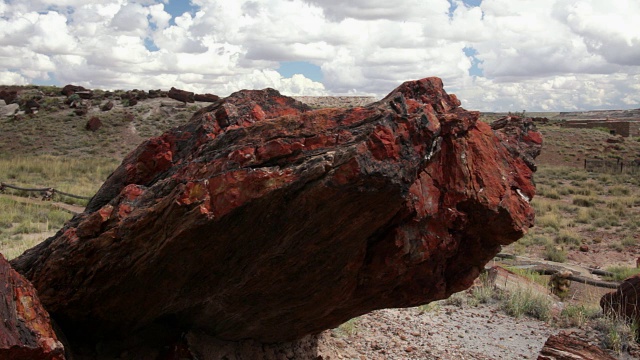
[[1, 87, 639, 358]]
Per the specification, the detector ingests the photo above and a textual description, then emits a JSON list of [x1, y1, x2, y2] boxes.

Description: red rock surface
[[601, 274, 640, 337], [0, 253, 65, 359], [537, 331, 615, 360], [12, 77, 540, 348]]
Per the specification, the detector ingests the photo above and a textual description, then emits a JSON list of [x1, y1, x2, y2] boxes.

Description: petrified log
[[12, 77, 540, 347], [0, 254, 65, 359], [538, 331, 615, 360], [194, 93, 221, 102], [168, 86, 195, 103]]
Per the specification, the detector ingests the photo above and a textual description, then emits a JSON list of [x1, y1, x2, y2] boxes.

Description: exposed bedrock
[[11, 77, 541, 348]]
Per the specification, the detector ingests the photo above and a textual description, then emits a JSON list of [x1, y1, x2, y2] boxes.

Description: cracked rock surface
[[11, 77, 541, 352]]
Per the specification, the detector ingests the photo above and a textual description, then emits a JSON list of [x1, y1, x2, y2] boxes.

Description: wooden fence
[[584, 159, 640, 174]]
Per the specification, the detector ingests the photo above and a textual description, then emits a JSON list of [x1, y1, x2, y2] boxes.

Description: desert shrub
[[555, 230, 581, 246], [573, 196, 596, 207], [621, 236, 638, 247], [536, 213, 562, 231], [608, 186, 631, 196], [604, 266, 640, 281], [560, 304, 600, 328], [502, 288, 552, 321], [334, 317, 360, 337], [595, 313, 638, 354], [544, 244, 566, 263]]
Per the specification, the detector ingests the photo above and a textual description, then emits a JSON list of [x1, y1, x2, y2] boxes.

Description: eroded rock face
[[12, 77, 540, 347], [0, 254, 65, 359]]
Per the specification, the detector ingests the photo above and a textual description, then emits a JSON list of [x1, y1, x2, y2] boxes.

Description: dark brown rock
[[12, 78, 540, 348], [0, 89, 18, 105], [579, 245, 589, 252], [61, 84, 87, 96], [168, 87, 195, 103], [85, 117, 103, 131], [75, 91, 93, 100], [24, 99, 41, 114], [0, 253, 65, 359], [538, 331, 614, 360], [601, 274, 640, 338], [100, 101, 114, 112], [148, 89, 162, 98], [74, 107, 88, 116], [194, 93, 220, 102], [127, 98, 138, 107]]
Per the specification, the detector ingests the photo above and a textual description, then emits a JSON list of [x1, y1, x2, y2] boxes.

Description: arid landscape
[[1, 84, 640, 359]]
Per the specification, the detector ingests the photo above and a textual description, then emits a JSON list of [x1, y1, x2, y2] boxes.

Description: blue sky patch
[[277, 61, 323, 82], [464, 46, 484, 77], [164, 0, 200, 25]]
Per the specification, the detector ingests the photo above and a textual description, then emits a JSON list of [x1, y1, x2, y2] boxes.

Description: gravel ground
[[326, 302, 555, 360]]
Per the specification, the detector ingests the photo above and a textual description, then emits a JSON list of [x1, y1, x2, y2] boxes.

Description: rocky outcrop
[[0, 254, 65, 359], [538, 331, 615, 360], [601, 274, 640, 337], [12, 77, 540, 351], [168, 87, 195, 103]]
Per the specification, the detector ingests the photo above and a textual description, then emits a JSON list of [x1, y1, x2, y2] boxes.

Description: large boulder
[[12, 77, 540, 348], [0, 253, 65, 359]]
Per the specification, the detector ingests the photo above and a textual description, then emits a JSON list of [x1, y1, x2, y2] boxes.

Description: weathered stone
[[12, 77, 539, 349], [61, 84, 87, 96], [127, 98, 138, 107], [148, 89, 162, 98], [194, 93, 220, 102], [24, 99, 41, 114], [538, 331, 615, 360], [0, 89, 18, 104], [0, 103, 19, 117], [74, 107, 88, 116], [75, 91, 93, 100], [85, 117, 103, 131], [0, 253, 65, 359], [601, 274, 640, 338], [168, 87, 195, 103], [101, 100, 114, 112]]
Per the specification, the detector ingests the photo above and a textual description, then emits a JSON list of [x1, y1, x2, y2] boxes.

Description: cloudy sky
[[1, 0, 639, 111]]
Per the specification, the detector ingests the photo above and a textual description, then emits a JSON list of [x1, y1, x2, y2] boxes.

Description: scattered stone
[[11, 77, 540, 352], [538, 331, 615, 360], [579, 245, 589, 252], [74, 107, 88, 116], [0, 253, 65, 359], [0, 103, 19, 117], [101, 100, 114, 112], [85, 116, 103, 131], [168, 86, 195, 103]]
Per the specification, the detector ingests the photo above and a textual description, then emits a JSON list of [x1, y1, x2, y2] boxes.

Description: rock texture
[[0, 253, 65, 359], [601, 274, 640, 337], [537, 331, 615, 360], [85, 117, 103, 132], [12, 77, 540, 348]]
